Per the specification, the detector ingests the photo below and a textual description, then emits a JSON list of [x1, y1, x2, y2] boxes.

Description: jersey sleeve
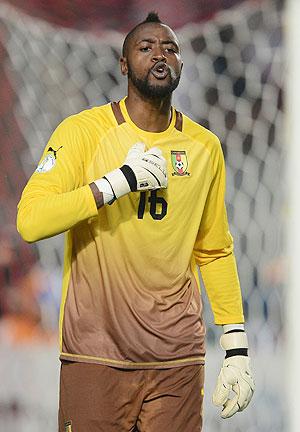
[[193, 137, 244, 325], [17, 116, 98, 242]]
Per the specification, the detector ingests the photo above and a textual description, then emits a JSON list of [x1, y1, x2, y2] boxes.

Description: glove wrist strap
[[220, 331, 248, 350], [225, 348, 248, 358], [104, 168, 131, 198], [94, 178, 115, 205], [120, 165, 137, 191], [223, 323, 244, 333]]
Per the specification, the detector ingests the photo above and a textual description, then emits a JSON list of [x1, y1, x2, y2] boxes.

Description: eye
[[140, 46, 151, 52], [165, 46, 178, 54]]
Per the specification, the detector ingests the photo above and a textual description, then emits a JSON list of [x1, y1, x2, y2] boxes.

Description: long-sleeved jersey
[[17, 98, 244, 369]]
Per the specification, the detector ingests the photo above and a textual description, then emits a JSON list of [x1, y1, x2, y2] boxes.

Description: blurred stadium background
[[0, 0, 285, 431]]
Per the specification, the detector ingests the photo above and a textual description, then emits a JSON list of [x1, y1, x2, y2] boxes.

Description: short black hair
[[122, 12, 163, 57]]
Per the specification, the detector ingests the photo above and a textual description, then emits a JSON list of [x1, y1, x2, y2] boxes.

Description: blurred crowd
[[5, 0, 249, 31], [0, 227, 60, 344]]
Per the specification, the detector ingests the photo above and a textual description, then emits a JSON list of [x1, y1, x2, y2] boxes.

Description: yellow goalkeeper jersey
[[17, 97, 244, 369]]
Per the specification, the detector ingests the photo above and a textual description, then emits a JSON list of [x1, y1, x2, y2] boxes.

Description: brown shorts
[[58, 361, 204, 432]]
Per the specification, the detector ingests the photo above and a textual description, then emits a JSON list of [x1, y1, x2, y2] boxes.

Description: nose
[[152, 47, 167, 62]]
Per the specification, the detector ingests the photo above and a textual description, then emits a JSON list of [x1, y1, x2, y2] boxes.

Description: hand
[[102, 143, 167, 200], [124, 143, 167, 191], [212, 332, 254, 419]]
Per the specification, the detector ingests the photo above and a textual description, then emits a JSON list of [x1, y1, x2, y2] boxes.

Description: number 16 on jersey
[[137, 191, 168, 220]]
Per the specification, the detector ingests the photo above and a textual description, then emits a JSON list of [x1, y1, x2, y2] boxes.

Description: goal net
[[0, 1, 284, 431]]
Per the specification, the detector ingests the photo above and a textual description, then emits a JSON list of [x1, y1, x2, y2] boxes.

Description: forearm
[[200, 253, 244, 325], [17, 184, 98, 242], [17, 143, 167, 242]]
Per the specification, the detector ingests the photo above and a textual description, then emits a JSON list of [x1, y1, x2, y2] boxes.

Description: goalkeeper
[[17, 11, 254, 432]]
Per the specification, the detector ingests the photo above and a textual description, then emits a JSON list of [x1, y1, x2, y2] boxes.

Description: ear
[[120, 57, 128, 76]]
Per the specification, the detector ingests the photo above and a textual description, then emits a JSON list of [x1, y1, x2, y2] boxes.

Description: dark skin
[[120, 22, 183, 132]]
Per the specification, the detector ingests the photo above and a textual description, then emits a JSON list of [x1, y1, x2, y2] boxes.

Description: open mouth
[[151, 61, 170, 80]]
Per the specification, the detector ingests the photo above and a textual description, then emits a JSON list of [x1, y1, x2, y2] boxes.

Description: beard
[[128, 64, 181, 99]]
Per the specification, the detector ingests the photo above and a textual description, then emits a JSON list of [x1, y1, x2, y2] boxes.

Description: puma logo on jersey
[[35, 146, 63, 173], [48, 145, 63, 159]]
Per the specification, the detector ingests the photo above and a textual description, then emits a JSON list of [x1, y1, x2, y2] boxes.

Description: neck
[[125, 87, 172, 132]]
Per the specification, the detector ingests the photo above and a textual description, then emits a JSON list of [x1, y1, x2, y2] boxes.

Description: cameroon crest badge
[[171, 150, 190, 176]]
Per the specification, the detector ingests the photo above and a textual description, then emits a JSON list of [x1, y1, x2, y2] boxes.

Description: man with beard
[[17, 12, 254, 432]]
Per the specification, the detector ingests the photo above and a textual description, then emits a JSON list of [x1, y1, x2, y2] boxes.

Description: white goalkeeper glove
[[94, 143, 167, 204], [212, 329, 255, 419]]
